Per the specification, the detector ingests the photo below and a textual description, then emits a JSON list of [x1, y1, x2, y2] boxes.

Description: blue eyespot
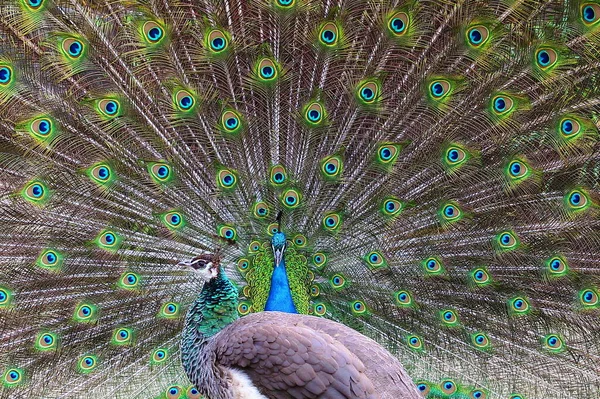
[[431, 82, 444, 97], [444, 205, 455, 217], [157, 166, 169, 178], [179, 95, 193, 110], [427, 260, 436, 269], [85, 358, 93, 365], [494, 97, 506, 112], [390, 18, 405, 33], [308, 109, 320, 121], [0, 67, 11, 84], [469, 28, 482, 44], [261, 66, 274, 78], [333, 276, 341, 284], [211, 37, 225, 50], [583, 5, 596, 22], [170, 214, 180, 225], [46, 252, 57, 264], [561, 119, 574, 135], [361, 87, 374, 101], [104, 101, 118, 115], [445, 382, 453, 389], [370, 253, 379, 262], [81, 306, 91, 316], [514, 299, 524, 308], [119, 330, 128, 338], [69, 41, 82, 57], [537, 50, 550, 66], [169, 388, 178, 395], [501, 234, 511, 245], [386, 201, 396, 211], [226, 117, 238, 128], [29, 0, 43, 6], [127, 275, 136, 283], [105, 233, 115, 244], [223, 175, 233, 185], [321, 29, 336, 44], [31, 184, 44, 198], [510, 162, 521, 175], [448, 149, 459, 161], [444, 312, 453, 320], [380, 147, 392, 160], [286, 196, 297, 205], [325, 217, 335, 226], [417, 383, 427, 391], [148, 27, 163, 42], [570, 192, 581, 206], [326, 163, 336, 173], [274, 172, 284, 183]]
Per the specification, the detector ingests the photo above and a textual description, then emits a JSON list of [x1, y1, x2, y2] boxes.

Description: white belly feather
[[228, 368, 269, 399]]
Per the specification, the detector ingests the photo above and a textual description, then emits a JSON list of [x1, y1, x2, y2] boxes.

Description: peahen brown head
[[178, 253, 221, 281]]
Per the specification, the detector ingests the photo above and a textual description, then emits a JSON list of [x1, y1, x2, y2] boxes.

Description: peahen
[[1, 0, 600, 398], [178, 252, 420, 398]]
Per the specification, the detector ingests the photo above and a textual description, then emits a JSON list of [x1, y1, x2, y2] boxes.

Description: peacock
[[1, 0, 600, 397]]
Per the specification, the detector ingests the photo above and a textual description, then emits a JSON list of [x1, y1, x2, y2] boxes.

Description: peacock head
[[271, 231, 286, 268], [178, 254, 220, 281]]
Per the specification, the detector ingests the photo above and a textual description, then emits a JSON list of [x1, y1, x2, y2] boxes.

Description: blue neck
[[264, 257, 297, 313]]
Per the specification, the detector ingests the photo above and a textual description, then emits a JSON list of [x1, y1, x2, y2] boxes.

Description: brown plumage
[[213, 311, 421, 399]]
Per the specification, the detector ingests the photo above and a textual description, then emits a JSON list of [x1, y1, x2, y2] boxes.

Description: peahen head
[[178, 254, 220, 281], [271, 231, 286, 268]]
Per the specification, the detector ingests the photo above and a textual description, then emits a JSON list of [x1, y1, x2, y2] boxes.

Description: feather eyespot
[[218, 225, 237, 241], [0, 287, 12, 307], [314, 303, 327, 316], [508, 296, 530, 316], [119, 272, 141, 289], [159, 302, 180, 318], [253, 202, 269, 219], [26, 0, 44, 9], [304, 102, 325, 125], [22, 180, 50, 205], [467, 25, 489, 47], [97, 230, 120, 250], [74, 303, 98, 322], [395, 290, 413, 307], [359, 82, 378, 103], [166, 385, 183, 399], [492, 95, 514, 115], [148, 162, 173, 183], [237, 301, 252, 315], [208, 29, 228, 53], [281, 188, 301, 209], [508, 160, 528, 179], [365, 251, 387, 270], [112, 328, 133, 345], [320, 155, 343, 179], [143, 21, 165, 43], [388, 12, 409, 35], [444, 146, 466, 165], [580, 289, 599, 307], [543, 334, 565, 353], [566, 189, 589, 211], [3, 368, 24, 386], [471, 332, 491, 350], [291, 234, 306, 248], [187, 387, 202, 399], [496, 231, 519, 251], [97, 99, 120, 117], [221, 110, 242, 134], [275, 0, 295, 8], [377, 143, 401, 165], [582, 4, 600, 25], [559, 118, 581, 137], [174, 90, 196, 111], [423, 257, 444, 275], [257, 58, 278, 81], [509, 395, 524, 399], [62, 38, 84, 58], [78, 355, 98, 373], [35, 332, 58, 351], [440, 380, 457, 395], [310, 285, 320, 297], [151, 348, 168, 364], [0, 65, 12, 85], [161, 211, 184, 230], [407, 335, 423, 350], [319, 23, 339, 46], [536, 48, 557, 69], [416, 381, 430, 396], [330, 274, 346, 289], [249, 241, 261, 253], [313, 253, 327, 268], [217, 168, 238, 189], [470, 268, 491, 286], [37, 249, 63, 271], [322, 212, 342, 232], [351, 300, 367, 315], [429, 80, 451, 99], [470, 389, 488, 399], [441, 310, 459, 326]]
